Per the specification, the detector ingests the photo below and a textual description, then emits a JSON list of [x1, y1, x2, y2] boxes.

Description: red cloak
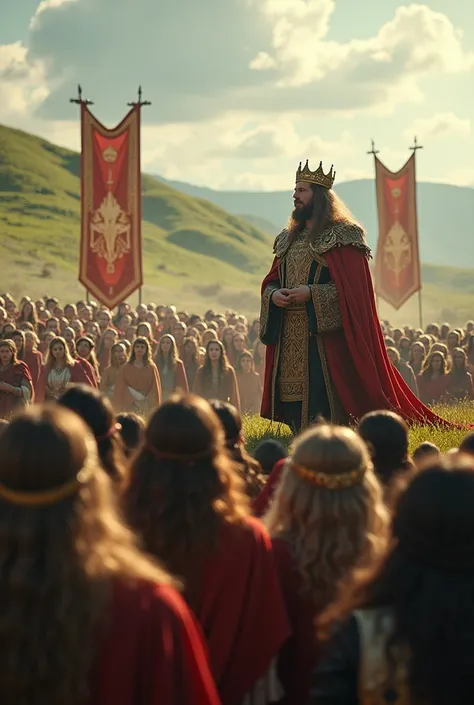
[[194, 517, 290, 705], [0, 361, 34, 418], [253, 458, 286, 517], [261, 246, 455, 427], [36, 360, 96, 402], [90, 581, 220, 705]]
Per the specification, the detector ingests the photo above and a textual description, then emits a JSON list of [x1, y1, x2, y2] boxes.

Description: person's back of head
[[412, 441, 440, 468], [265, 423, 388, 608], [124, 394, 250, 598], [253, 439, 288, 475], [459, 432, 474, 457], [358, 410, 413, 489], [58, 384, 126, 485], [116, 412, 145, 458], [0, 405, 171, 705]]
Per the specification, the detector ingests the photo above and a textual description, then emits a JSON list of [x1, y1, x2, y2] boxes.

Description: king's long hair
[[288, 184, 361, 244]]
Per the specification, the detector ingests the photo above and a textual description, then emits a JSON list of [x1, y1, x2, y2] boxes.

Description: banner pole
[[127, 86, 151, 309], [367, 140, 381, 312], [70, 85, 94, 309], [409, 136, 423, 330]]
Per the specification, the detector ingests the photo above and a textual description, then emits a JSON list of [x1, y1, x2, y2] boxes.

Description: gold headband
[[0, 467, 92, 507], [292, 462, 365, 489]]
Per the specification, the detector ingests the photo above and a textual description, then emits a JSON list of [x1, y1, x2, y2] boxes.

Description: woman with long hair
[[0, 405, 220, 705], [136, 321, 158, 355], [58, 384, 128, 487], [76, 336, 101, 386], [236, 349, 262, 415], [311, 458, 474, 705], [417, 350, 449, 406], [193, 340, 240, 411], [23, 330, 44, 391], [124, 394, 290, 705], [113, 337, 161, 415], [182, 336, 200, 389], [96, 327, 118, 374], [36, 336, 95, 402], [0, 339, 34, 419], [264, 425, 388, 705], [447, 347, 474, 402], [18, 299, 38, 331], [358, 410, 416, 510], [100, 342, 127, 400], [408, 341, 425, 377], [10, 328, 26, 361], [154, 333, 189, 400], [253, 338, 266, 379], [209, 399, 265, 499]]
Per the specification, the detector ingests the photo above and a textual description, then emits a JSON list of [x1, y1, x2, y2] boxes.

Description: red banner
[[373, 153, 421, 310], [79, 104, 142, 309]]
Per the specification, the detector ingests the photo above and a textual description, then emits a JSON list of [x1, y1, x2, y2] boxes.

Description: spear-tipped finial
[[127, 85, 152, 107], [69, 84, 93, 105], [367, 139, 379, 157], [410, 136, 423, 152]]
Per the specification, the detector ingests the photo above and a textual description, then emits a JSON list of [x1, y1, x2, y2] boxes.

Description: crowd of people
[[0, 293, 264, 420], [382, 320, 474, 406], [2, 292, 474, 424], [2, 291, 474, 704]]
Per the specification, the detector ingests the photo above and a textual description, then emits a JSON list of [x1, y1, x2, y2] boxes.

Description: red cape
[[91, 581, 220, 705], [261, 246, 455, 427], [36, 360, 96, 402], [253, 458, 286, 517], [195, 517, 290, 704]]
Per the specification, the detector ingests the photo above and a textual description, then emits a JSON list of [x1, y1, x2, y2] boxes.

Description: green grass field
[[243, 402, 474, 456]]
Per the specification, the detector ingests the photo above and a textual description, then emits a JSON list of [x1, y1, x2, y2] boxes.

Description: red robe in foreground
[[260, 223, 454, 428], [194, 517, 290, 705], [90, 580, 220, 705]]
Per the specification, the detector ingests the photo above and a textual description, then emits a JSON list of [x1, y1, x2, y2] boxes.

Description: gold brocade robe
[[260, 227, 345, 428]]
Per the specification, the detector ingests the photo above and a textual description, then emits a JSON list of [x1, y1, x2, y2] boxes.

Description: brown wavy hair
[[0, 405, 173, 705], [128, 336, 152, 365], [264, 424, 388, 609], [0, 339, 17, 364], [45, 336, 76, 370], [155, 333, 179, 370], [124, 393, 249, 605]]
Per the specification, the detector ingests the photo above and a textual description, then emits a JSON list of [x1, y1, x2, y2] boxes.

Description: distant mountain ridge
[[154, 175, 474, 269]]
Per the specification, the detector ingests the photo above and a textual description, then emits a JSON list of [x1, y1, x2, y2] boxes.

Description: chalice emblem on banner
[[382, 186, 412, 287], [90, 145, 131, 275]]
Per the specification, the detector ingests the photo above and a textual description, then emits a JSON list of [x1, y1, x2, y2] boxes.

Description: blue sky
[[1, 0, 473, 190]]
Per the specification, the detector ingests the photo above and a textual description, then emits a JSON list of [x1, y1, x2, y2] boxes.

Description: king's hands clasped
[[272, 286, 311, 307]]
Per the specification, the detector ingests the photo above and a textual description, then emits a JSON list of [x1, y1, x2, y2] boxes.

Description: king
[[259, 159, 449, 431]]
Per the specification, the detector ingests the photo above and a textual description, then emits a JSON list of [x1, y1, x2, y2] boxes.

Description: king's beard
[[291, 201, 314, 224]]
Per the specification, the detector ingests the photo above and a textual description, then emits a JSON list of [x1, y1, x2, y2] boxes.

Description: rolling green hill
[[1, 122, 474, 325], [0, 124, 273, 316]]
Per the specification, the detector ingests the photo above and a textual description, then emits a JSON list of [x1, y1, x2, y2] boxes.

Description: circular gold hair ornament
[[292, 462, 365, 489]]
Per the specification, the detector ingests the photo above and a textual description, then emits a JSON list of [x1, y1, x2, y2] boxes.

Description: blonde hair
[[264, 424, 388, 608]]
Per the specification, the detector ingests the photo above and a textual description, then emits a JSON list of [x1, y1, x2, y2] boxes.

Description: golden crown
[[296, 160, 336, 190]]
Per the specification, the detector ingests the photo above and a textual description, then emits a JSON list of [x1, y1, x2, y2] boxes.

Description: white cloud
[[0, 43, 49, 119], [405, 112, 471, 139], [0, 0, 468, 124]]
